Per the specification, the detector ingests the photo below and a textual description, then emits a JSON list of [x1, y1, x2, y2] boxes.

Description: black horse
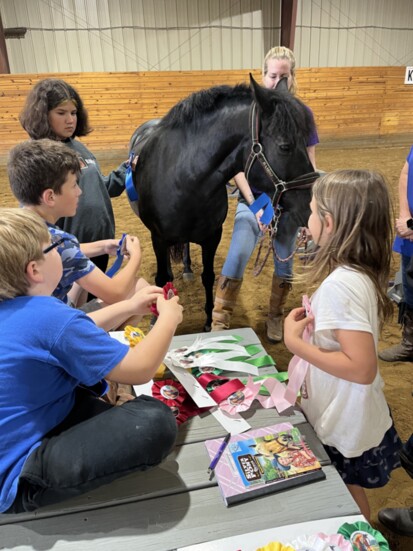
[[129, 75, 318, 330]]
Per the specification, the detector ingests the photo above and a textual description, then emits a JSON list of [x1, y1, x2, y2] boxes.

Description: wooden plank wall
[[0, 67, 411, 156]]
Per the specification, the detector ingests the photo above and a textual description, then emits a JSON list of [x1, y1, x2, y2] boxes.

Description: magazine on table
[[205, 422, 325, 506]]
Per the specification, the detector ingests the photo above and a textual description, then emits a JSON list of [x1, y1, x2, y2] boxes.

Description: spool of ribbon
[[338, 521, 390, 550], [151, 282, 178, 317], [106, 233, 127, 278]]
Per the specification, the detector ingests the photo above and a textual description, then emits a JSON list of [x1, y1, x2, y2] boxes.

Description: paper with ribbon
[[164, 335, 282, 432]]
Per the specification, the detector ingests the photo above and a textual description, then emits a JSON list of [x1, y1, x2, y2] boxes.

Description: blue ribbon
[[125, 153, 139, 202], [106, 233, 127, 278], [248, 193, 274, 226]]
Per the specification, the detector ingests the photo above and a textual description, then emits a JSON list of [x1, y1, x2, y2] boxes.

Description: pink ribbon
[[258, 295, 312, 413]]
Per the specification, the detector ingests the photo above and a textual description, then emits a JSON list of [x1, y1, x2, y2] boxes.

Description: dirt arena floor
[[1, 141, 412, 548]]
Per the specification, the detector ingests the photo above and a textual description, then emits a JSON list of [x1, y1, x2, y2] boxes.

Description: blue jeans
[[402, 254, 413, 308], [221, 202, 296, 280], [5, 390, 177, 513]]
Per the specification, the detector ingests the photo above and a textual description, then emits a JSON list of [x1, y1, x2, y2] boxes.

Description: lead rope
[[253, 225, 308, 276]]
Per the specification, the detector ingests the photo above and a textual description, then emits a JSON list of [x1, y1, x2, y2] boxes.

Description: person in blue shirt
[[379, 146, 413, 362], [0, 208, 183, 513]]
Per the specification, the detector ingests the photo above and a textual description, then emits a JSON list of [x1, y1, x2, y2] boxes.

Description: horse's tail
[[169, 244, 185, 263]]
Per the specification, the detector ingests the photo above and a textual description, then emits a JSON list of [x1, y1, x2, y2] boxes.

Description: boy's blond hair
[[0, 208, 49, 301]]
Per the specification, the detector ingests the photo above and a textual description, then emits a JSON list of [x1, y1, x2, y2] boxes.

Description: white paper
[[210, 407, 251, 433]]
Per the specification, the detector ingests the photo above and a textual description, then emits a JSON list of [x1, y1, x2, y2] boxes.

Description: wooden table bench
[[0, 328, 360, 550]]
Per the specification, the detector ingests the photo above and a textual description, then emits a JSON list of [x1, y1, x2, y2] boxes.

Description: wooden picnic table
[[0, 328, 360, 550]]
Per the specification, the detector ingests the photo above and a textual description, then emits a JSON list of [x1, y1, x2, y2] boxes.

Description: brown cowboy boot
[[379, 305, 413, 362], [211, 275, 243, 331], [266, 274, 292, 343]]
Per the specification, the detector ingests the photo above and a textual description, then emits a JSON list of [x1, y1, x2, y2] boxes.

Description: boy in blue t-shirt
[[0, 208, 183, 513], [8, 139, 146, 325]]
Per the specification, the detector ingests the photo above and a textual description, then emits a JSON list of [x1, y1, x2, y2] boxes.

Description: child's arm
[[80, 239, 119, 259], [284, 307, 377, 384], [106, 296, 183, 384], [87, 285, 164, 332], [75, 235, 142, 304]]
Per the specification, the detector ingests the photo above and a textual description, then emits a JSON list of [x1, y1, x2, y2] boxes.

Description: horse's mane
[[268, 93, 314, 145], [160, 84, 252, 128], [159, 81, 314, 143]]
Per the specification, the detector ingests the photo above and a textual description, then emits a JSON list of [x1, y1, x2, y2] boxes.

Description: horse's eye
[[279, 143, 292, 152]]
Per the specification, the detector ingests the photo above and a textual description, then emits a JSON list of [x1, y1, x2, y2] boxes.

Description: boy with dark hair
[[0, 208, 182, 513], [8, 139, 145, 322]]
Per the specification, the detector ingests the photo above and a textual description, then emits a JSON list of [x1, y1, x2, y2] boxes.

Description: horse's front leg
[[151, 234, 171, 287], [201, 228, 223, 332]]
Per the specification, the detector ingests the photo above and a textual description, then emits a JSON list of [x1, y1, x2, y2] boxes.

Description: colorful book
[[205, 422, 325, 506]]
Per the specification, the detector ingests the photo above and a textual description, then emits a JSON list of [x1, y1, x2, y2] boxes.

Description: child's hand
[[103, 239, 121, 256], [284, 307, 314, 347], [156, 295, 183, 326], [255, 208, 268, 233], [123, 235, 141, 259], [129, 285, 164, 314]]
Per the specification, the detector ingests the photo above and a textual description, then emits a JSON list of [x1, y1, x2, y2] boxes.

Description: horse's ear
[[275, 77, 289, 93], [249, 73, 273, 112]]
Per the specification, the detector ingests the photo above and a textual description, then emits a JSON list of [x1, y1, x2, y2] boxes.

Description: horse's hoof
[[183, 272, 195, 282]]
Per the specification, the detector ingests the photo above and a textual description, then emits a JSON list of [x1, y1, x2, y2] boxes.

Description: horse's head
[[246, 75, 317, 230]]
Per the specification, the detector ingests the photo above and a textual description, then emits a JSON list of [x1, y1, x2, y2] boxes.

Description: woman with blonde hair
[[211, 46, 319, 342]]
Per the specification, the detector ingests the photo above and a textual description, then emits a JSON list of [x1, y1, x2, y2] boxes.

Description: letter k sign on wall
[[405, 67, 413, 84]]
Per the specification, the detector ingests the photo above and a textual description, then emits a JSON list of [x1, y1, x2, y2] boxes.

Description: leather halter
[[244, 101, 320, 218], [245, 101, 320, 275]]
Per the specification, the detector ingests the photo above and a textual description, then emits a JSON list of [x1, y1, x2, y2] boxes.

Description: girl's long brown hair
[[302, 169, 394, 324]]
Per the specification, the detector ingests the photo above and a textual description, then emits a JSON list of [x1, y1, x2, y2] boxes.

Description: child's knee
[[135, 277, 149, 292], [124, 396, 178, 456]]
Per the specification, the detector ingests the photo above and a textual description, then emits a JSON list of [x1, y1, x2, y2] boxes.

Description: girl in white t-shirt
[[284, 169, 401, 520]]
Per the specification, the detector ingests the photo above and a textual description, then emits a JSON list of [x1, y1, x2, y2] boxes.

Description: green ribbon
[[338, 521, 390, 550], [241, 372, 289, 396], [187, 342, 275, 369], [191, 366, 223, 377]]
